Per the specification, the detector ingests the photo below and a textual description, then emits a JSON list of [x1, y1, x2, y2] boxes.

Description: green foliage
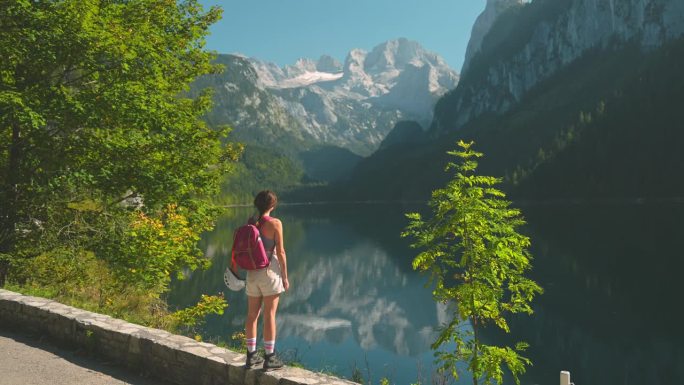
[[230, 330, 247, 353], [350, 366, 365, 384], [99, 204, 210, 294], [170, 293, 227, 332], [403, 141, 542, 385], [0, 0, 238, 329], [18, 249, 95, 295]]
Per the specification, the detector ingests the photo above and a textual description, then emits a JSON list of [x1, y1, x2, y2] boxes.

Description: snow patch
[[222, 82, 240, 92], [281, 314, 352, 331], [270, 71, 344, 89]]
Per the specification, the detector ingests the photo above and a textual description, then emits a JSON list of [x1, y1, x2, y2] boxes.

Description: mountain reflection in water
[[275, 240, 447, 356], [169, 204, 454, 382]]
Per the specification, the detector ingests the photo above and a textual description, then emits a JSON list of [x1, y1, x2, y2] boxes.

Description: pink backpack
[[231, 217, 273, 270]]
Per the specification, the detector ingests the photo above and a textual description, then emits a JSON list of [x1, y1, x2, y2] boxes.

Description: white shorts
[[245, 257, 284, 297]]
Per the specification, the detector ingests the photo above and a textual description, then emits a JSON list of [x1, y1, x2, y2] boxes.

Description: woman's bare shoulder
[[263, 216, 281, 229]]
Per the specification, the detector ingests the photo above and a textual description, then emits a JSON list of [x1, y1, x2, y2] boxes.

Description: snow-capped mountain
[[248, 38, 459, 155], [249, 56, 344, 89]]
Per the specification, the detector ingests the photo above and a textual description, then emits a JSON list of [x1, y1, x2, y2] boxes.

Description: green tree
[[0, 0, 240, 321], [403, 141, 542, 385]]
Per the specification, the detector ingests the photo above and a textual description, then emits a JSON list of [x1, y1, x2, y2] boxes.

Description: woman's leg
[[245, 295, 264, 367], [262, 294, 280, 343], [246, 295, 263, 340], [262, 293, 283, 368]]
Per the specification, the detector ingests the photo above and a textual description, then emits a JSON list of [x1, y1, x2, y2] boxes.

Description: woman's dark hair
[[254, 190, 278, 215]]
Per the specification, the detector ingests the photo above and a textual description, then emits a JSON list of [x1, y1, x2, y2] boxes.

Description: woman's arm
[[273, 219, 289, 291]]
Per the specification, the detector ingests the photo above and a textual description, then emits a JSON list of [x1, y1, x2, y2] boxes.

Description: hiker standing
[[244, 190, 289, 369]]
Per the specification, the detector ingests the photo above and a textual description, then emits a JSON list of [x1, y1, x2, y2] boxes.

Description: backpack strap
[[256, 215, 277, 255], [230, 227, 239, 272], [255, 214, 270, 226]]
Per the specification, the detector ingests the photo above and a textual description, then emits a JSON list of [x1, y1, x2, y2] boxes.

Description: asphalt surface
[[0, 328, 172, 385]]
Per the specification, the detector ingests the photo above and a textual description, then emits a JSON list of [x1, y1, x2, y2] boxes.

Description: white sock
[[264, 340, 275, 354], [246, 337, 257, 353]]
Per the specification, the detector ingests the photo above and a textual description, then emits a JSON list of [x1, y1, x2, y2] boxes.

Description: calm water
[[168, 203, 684, 385]]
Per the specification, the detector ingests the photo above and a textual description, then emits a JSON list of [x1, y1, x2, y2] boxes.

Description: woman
[[244, 190, 289, 369]]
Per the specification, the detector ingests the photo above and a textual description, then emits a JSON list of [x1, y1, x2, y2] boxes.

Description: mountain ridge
[[434, 0, 684, 133], [248, 38, 459, 155]]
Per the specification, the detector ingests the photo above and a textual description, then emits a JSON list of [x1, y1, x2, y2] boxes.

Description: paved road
[[0, 328, 171, 385]]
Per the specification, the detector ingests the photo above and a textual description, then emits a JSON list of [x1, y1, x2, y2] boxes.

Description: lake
[[168, 202, 684, 385]]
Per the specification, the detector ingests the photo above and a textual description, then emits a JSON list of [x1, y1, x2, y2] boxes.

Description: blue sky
[[198, 0, 486, 72]]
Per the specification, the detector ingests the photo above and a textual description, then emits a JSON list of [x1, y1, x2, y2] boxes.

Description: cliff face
[[189, 54, 314, 154], [434, 0, 684, 132], [462, 0, 525, 74]]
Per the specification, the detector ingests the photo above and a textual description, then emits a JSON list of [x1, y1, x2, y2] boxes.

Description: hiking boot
[[245, 350, 264, 368], [263, 352, 284, 370]]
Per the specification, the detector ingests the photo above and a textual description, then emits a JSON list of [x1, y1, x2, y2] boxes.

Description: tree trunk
[[472, 316, 479, 385], [0, 121, 22, 287], [0, 258, 7, 287]]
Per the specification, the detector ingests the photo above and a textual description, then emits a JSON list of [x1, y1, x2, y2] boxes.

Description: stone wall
[[0, 289, 356, 385]]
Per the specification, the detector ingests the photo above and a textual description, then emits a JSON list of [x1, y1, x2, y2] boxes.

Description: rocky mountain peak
[[364, 38, 450, 77], [343, 49, 368, 74], [316, 55, 343, 73], [284, 58, 317, 77], [232, 40, 458, 155], [364, 38, 424, 72]]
